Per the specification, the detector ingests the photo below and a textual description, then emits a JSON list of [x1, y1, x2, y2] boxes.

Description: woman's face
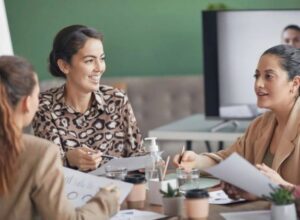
[[254, 54, 295, 110], [282, 29, 300, 49], [64, 38, 106, 93]]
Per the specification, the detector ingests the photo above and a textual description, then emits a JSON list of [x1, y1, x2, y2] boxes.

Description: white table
[[148, 114, 251, 151]]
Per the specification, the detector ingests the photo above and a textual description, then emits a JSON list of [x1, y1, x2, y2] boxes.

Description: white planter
[[162, 196, 184, 217], [271, 203, 297, 220]]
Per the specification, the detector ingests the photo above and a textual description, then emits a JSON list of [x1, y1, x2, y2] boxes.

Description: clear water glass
[[176, 167, 200, 192], [105, 165, 127, 180]]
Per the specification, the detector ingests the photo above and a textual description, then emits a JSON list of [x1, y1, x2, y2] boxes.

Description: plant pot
[[162, 196, 184, 217], [271, 203, 297, 220]]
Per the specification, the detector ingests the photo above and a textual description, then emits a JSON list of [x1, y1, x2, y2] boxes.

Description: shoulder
[[38, 85, 65, 111], [22, 134, 59, 159], [98, 84, 128, 103]]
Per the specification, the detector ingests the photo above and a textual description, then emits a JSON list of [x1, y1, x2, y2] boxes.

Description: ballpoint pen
[[178, 146, 185, 164], [87, 152, 118, 159], [101, 154, 119, 159]]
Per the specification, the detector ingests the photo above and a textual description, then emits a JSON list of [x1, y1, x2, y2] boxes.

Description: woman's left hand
[[221, 181, 257, 201], [256, 163, 294, 188]]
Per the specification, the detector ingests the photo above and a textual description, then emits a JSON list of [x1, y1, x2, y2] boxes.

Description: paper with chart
[[64, 167, 133, 207], [89, 155, 152, 176], [204, 153, 278, 197]]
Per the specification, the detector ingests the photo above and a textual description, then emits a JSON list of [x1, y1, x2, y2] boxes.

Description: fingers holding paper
[[256, 163, 294, 188], [101, 184, 121, 211]]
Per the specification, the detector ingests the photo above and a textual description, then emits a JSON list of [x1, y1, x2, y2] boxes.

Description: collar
[[52, 84, 106, 112]]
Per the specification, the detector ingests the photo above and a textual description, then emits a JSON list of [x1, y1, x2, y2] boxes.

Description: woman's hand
[[101, 185, 120, 212], [66, 146, 102, 171], [256, 163, 294, 188], [173, 150, 198, 170], [221, 181, 257, 201]]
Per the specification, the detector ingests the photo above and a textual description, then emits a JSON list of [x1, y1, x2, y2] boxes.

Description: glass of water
[[176, 167, 200, 192], [105, 165, 127, 180]]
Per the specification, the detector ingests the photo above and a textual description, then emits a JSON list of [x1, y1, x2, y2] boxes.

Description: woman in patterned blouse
[[33, 25, 145, 171]]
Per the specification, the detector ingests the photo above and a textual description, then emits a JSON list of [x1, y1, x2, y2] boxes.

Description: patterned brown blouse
[[32, 84, 145, 167]]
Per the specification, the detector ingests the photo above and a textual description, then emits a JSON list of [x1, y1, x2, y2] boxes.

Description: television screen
[[202, 10, 300, 119]]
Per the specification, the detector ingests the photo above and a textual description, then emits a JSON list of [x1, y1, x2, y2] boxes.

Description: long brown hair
[[0, 56, 36, 196]]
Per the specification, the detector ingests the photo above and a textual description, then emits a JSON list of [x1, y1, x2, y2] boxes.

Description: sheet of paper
[[111, 209, 165, 220], [209, 190, 245, 204], [221, 210, 271, 220], [204, 153, 278, 197], [63, 167, 133, 207], [89, 155, 152, 176]]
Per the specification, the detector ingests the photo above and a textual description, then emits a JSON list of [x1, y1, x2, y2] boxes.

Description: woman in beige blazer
[[173, 45, 300, 194], [0, 55, 119, 220]]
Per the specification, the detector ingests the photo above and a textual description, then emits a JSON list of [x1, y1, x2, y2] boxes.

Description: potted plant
[[160, 183, 184, 217], [264, 185, 297, 220]]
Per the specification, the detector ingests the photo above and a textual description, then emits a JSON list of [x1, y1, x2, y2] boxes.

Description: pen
[[101, 154, 119, 159], [178, 146, 185, 164], [87, 152, 118, 159]]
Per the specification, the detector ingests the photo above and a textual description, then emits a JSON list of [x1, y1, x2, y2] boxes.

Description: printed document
[[204, 153, 278, 197], [64, 167, 133, 207]]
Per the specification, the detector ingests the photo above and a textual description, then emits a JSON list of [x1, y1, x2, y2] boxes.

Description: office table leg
[[205, 141, 212, 152], [186, 140, 192, 151], [218, 141, 224, 151]]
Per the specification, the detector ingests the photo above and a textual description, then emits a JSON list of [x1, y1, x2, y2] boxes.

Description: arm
[[33, 100, 102, 170], [173, 119, 259, 171], [32, 106, 65, 162], [121, 95, 145, 157], [32, 144, 119, 220]]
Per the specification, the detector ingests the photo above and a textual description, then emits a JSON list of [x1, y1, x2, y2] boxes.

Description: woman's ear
[[57, 59, 70, 75], [292, 76, 300, 95], [22, 96, 31, 113]]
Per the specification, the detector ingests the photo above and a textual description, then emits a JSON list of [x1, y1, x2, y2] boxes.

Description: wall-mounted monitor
[[202, 10, 300, 120]]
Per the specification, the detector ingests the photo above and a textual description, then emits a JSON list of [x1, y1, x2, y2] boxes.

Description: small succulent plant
[[264, 185, 294, 205], [159, 183, 181, 198]]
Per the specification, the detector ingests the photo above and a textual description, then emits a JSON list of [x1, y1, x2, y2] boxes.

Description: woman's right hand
[[66, 146, 102, 171], [173, 150, 198, 170]]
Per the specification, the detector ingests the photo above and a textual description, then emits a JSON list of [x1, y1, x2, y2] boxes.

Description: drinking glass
[[105, 165, 127, 180], [176, 168, 200, 192]]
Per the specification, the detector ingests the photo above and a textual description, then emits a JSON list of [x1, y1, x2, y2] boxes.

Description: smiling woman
[[32, 25, 145, 171]]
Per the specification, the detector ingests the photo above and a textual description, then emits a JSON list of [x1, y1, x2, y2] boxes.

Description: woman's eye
[[85, 59, 93, 63], [266, 74, 273, 80]]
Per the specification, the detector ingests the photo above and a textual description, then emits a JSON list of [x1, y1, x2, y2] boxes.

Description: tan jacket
[[0, 134, 118, 220], [204, 98, 300, 185]]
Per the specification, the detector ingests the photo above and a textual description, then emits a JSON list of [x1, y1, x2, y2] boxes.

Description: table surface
[[149, 114, 251, 142], [122, 175, 270, 220], [144, 200, 270, 220]]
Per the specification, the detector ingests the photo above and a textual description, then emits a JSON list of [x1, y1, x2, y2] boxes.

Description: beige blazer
[[204, 98, 300, 185], [0, 134, 118, 220]]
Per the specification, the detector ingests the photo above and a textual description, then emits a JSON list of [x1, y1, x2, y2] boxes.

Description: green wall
[[5, 0, 300, 80]]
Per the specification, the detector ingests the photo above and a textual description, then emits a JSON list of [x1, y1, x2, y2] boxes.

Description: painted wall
[[5, 0, 300, 80]]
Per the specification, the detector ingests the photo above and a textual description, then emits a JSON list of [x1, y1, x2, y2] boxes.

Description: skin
[[282, 29, 300, 49], [173, 54, 300, 200], [57, 38, 106, 171]]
